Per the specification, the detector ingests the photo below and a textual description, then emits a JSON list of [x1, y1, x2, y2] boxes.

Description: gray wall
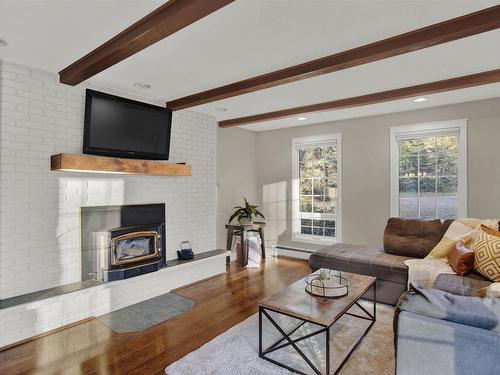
[[216, 127, 259, 249], [255, 97, 500, 249]]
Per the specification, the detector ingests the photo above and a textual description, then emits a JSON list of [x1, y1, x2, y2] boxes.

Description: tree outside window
[[293, 135, 341, 243], [391, 121, 466, 221]]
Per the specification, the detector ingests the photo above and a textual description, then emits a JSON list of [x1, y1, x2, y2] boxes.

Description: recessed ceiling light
[[0, 39, 8, 47], [297, 116, 308, 121], [214, 107, 227, 112], [134, 82, 151, 89], [413, 97, 428, 103]]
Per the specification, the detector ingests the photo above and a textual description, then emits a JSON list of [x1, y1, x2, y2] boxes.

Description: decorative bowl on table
[[305, 269, 348, 298]]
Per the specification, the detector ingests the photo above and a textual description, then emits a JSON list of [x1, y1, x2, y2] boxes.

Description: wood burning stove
[[111, 229, 160, 266], [81, 204, 166, 282], [96, 223, 165, 281]]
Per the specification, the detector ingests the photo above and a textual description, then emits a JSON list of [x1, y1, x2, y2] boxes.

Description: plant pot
[[238, 217, 253, 225]]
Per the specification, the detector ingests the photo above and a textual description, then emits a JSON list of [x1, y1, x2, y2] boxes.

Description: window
[[390, 120, 467, 220], [292, 134, 342, 244]]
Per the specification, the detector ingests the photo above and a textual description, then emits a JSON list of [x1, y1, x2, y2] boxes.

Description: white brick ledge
[[0, 251, 229, 349]]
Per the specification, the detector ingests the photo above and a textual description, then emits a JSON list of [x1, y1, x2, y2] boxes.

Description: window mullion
[[417, 149, 421, 218], [434, 137, 438, 219]]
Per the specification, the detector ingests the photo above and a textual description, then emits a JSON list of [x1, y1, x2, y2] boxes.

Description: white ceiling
[[242, 83, 500, 131], [1, 0, 499, 131]]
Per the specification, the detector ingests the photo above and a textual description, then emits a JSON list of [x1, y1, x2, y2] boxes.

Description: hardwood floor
[[0, 257, 311, 375]]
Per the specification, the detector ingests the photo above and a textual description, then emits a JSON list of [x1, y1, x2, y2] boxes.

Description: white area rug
[[166, 302, 395, 375]]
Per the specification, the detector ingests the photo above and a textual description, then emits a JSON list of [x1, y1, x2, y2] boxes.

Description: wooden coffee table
[[259, 270, 376, 375]]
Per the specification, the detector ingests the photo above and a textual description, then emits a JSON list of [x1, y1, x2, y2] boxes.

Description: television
[[83, 89, 172, 160]]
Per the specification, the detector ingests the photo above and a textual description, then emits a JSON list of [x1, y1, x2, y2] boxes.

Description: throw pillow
[[426, 218, 499, 260], [481, 224, 500, 238], [472, 230, 500, 282], [383, 218, 445, 258], [447, 241, 474, 276]]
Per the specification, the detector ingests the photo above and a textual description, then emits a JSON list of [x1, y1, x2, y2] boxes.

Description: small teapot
[[177, 241, 194, 260]]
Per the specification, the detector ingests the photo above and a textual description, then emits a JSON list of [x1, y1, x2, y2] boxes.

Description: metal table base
[[259, 282, 376, 375]]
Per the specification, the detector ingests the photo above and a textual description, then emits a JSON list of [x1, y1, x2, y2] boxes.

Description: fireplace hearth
[[81, 204, 166, 282]]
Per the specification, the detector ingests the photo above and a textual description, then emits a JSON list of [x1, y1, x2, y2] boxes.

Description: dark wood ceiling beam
[[59, 0, 234, 85], [218, 69, 500, 127], [167, 4, 500, 110]]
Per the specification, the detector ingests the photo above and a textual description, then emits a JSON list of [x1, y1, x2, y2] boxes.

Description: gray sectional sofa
[[309, 217, 498, 375], [309, 218, 456, 305]]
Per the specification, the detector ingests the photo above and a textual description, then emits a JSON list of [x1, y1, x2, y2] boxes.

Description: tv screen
[[83, 89, 172, 160]]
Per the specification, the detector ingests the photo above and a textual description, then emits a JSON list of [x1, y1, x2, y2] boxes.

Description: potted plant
[[229, 197, 265, 225], [306, 269, 348, 297]]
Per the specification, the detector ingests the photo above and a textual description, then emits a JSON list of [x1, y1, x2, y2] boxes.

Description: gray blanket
[[399, 282, 500, 332]]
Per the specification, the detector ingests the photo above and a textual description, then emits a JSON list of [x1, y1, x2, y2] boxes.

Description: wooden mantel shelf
[[50, 153, 191, 176]]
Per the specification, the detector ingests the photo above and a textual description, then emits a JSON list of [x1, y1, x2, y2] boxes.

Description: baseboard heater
[[274, 245, 314, 254], [274, 245, 314, 259]]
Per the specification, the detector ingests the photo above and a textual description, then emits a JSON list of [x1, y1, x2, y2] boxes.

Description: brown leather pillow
[[447, 241, 475, 276], [383, 218, 448, 258]]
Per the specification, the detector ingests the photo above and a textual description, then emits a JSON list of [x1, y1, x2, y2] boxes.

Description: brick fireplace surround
[[0, 60, 222, 348]]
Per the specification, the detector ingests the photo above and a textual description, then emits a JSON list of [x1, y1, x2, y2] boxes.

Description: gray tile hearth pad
[[97, 293, 195, 333]]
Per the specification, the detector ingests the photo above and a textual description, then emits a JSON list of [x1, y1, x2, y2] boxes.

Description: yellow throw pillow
[[426, 219, 499, 260], [472, 230, 500, 282]]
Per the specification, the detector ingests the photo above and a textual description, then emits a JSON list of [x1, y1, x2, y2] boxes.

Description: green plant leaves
[[228, 197, 266, 223]]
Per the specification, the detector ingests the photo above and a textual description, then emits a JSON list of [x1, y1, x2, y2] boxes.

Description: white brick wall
[[0, 60, 217, 299]]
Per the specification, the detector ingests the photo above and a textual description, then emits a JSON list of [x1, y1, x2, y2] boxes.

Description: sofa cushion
[[447, 241, 475, 276], [309, 243, 412, 284], [433, 273, 491, 297], [399, 283, 500, 332], [383, 218, 453, 258]]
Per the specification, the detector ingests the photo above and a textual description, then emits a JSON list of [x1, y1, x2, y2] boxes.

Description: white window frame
[[292, 133, 342, 245], [389, 119, 467, 219]]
